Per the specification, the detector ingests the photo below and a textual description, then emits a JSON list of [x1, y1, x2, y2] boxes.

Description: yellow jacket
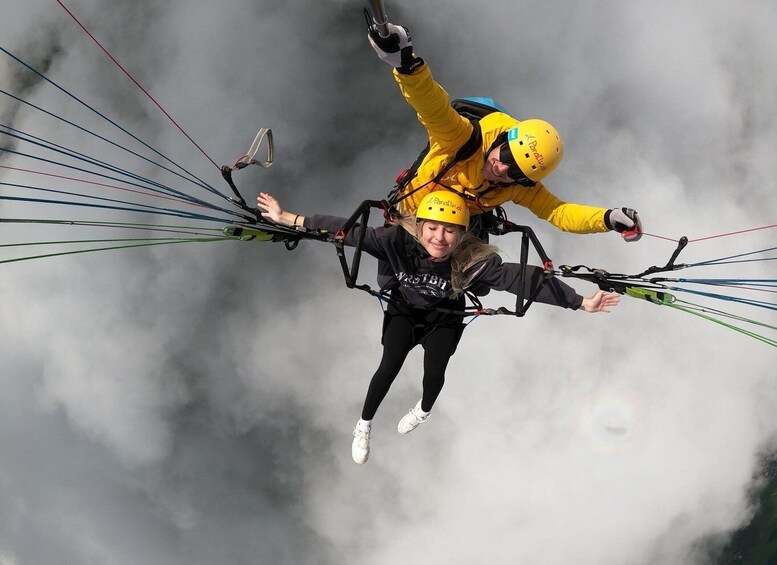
[[393, 64, 609, 234]]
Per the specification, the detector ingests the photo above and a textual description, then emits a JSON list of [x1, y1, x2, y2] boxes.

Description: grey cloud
[[1, 0, 776, 564]]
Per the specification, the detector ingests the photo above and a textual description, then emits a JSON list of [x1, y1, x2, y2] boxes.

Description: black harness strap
[[388, 119, 484, 209], [558, 236, 691, 294], [389, 121, 534, 216], [334, 200, 556, 318]]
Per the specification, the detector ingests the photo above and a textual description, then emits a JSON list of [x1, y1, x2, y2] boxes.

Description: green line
[[624, 286, 777, 347], [0, 237, 235, 265], [666, 302, 777, 348], [0, 217, 228, 232], [673, 299, 777, 332], [0, 236, 234, 248]]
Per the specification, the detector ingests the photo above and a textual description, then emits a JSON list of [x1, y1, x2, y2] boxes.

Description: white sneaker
[[352, 426, 371, 464], [397, 400, 430, 434]]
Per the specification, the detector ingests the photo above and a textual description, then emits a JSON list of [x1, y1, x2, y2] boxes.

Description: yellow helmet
[[416, 190, 470, 227], [506, 119, 564, 182]]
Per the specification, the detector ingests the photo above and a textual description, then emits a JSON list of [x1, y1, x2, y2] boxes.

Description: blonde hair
[[397, 215, 499, 297]]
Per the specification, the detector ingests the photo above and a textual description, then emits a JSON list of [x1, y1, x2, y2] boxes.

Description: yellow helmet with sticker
[[416, 190, 470, 227], [506, 119, 564, 182]]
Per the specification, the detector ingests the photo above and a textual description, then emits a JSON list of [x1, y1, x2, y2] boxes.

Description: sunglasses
[[498, 143, 536, 187]]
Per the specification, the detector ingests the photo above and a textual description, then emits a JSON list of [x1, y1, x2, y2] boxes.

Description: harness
[[386, 98, 524, 215], [333, 200, 556, 318]]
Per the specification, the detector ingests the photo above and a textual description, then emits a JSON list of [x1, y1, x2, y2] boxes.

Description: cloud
[[1, 0, 775, 563]]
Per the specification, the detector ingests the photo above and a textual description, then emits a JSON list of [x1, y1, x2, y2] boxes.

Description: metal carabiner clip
[[232, 128, 274, 170]]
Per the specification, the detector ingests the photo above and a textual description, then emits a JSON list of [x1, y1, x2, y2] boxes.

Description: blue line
[[0, 193, 229, 224], [0, 180, 229, 222], [1, 121, 215, 208], [0, 124, 205, 207], [0, 125, 232, 213], [0, 115, 214, 205], [688, 257, 777, 267], [0, 46, 226, 200], [1, 144, 240, 220], [667, 286, 777, 311], [0, 88, 217, 196], [674, 278, 777, 288], [687, 246, 777, 267]]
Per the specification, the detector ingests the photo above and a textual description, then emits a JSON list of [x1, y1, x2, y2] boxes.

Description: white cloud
[[1, 0, 775, 563]]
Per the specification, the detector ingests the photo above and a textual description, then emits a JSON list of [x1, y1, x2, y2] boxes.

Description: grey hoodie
[[304, 215, 583, 311]]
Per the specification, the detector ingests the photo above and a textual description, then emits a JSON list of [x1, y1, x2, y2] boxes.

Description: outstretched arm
[[367, 23, 423, 75], [468, 255, 621, 313], [256, 192, 304, 227], [368, 23, 471, 150], [508, 184, 643, 242], [579, 290, 621, 313], [256, 193, 392, 261]]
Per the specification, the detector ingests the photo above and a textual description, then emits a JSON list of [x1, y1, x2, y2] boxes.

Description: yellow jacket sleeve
[[393, 64, 472, 151], [392, 65, 610, 235], [510, 182, 608, 233]]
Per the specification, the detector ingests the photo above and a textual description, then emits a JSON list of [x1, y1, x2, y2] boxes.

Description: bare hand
[[580, 290, 621, 313], [256, 192, 285, 224]]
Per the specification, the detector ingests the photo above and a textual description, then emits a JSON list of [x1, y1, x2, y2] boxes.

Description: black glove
[[605, 208, 643, 242], [368, 23, 424, 74]]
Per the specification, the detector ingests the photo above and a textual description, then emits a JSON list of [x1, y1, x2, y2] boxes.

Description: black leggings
[[361, 311, 464, 420]]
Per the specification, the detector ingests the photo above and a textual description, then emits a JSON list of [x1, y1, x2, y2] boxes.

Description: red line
[[641, 225, 777, 244], [688, 224, 777, 243], [55, 0, 220, 170], [641, 232, 681, 243], [0, 165, 208, 208]]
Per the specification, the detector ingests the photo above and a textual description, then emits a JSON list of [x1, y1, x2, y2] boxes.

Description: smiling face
[[418, 220, 463, 261], [482, 143, 516, 183], [481, 142, 536, 186]]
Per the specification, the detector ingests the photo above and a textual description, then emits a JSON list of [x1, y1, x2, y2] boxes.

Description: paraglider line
[[55, 0, 221, 170], [0, 88, 218, 195], [0, 236, 235, 250], [686, 246, 777, 268], [666, 278, 777, 295], [688, 224, 777, 243], [0, 48, 225, 199], [0, 165, 208, 209], [1, 129, 247, 220], [665, 286, 776, 312], [640, 232, 680, 243], [0, 145, 239, 220], [0, 217, 227, 237], [666, 301, 777, 348], [0, 180, 226, 222], [1, 123, 226, 212], [641, 224, 776, 244], [0, 192, 232, 224], [669, 299, 777, 332], [0, 237, 234, 266]]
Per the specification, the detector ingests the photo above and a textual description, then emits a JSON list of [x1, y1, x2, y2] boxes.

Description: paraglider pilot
[[367, 22, 643, 242]]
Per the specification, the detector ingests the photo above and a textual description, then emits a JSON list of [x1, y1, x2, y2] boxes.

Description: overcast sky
[[1, 1, 776, 564]]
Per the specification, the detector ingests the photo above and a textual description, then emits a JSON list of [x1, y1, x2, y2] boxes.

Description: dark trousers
[[361, 303, 465, 420]]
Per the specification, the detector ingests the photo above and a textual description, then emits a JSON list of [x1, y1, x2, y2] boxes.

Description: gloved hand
[[368, 23, 423, 74], [605, 207, 643, 242]]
